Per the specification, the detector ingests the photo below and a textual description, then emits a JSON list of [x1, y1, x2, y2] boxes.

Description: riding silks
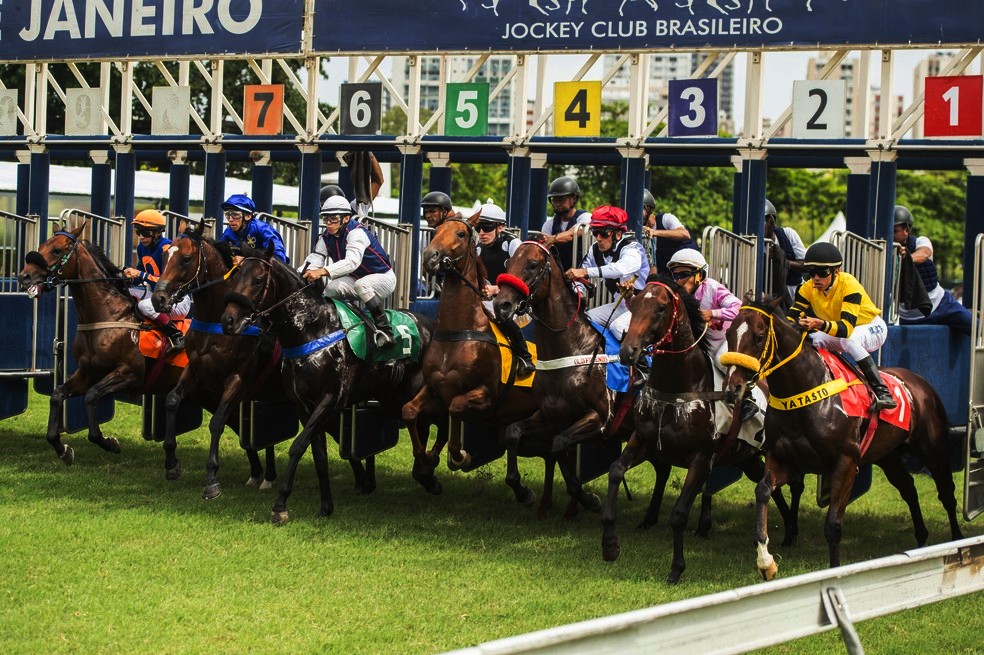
[[138, 318, 190, 367], [488, 321, 536, 388], [331, 299, 422, 362]]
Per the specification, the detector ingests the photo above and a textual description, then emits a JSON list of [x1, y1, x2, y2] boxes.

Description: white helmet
[[320, 196, 351, 216], [667, 248, 707, 270], [478, 199, 506, 224]]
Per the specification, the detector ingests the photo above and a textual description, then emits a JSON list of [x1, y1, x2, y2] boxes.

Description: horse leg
[[638, 458, 672, 530], [46, 369, 90, 465], [447, 387, 495, 470], [911, 429, 965, 542], [550, 411, 606, 512], [666, 456, 713, 584], [739, 455, 797, 547], [163, 369, 197, 480], [271, 393, 336, 525], [503, 413, 552, 508], [402, 387, 444, 489], [539, 457, 556, 518], [83, 368, 139, 454], [695, 483, 713, 538], [876, 454, 930, 547], [201, 379, 245, 499], [824, 456, 859, 568], [784, 474, 805, 548], [754, 453, 790, 580], [602, 433, 647, 562], [309, 429, 335, 518], [261, 446, 278, 490]]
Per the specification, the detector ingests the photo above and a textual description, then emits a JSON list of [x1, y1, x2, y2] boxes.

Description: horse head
[[152, 220, 209, 313], [492, 240, 557, 322], [18, 223, 86, 298], [421, 209, 479, 276], [221, 243, 280, 336], [721, 294, 789, 401], [619, 275, 704, 366]]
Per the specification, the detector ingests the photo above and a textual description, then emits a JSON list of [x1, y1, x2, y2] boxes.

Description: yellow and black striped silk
[[787, 271, 881, 338]]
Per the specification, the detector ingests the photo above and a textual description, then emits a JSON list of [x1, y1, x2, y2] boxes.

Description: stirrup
[[166, 334, 185, 351], [871, 392, 897, 412], [515, 355, 535, 377], [374, 329, 395, 349]]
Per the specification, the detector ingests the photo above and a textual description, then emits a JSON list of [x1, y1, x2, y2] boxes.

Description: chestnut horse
[[723, 297, 963, 579], [492, 240, 634, 514], [151, 224, 284, 498], [220, 247, 444, 524], [17, 224, 182, 465], [401, 215, 549, 509], [611, 277, 802, 583]]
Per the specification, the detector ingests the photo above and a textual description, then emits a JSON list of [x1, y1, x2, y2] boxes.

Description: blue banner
[[311, 0, 984, 52], [0, 0, 303, 61]]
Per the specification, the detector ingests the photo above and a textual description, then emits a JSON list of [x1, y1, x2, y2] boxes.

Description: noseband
[[434, 218, 487, 299], [25, 230, 80, 289], [159, 233, 210, 301], [496, 241, 581, 331]]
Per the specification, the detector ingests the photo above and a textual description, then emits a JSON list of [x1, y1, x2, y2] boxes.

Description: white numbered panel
[[0, 89, 18, 136], [64, 88, 103, 136], [151, 86, 191, 136], [791, 80, 847, 139]]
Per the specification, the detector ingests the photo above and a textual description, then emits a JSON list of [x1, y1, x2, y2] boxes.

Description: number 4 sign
[[924, 75, 983, 138], [668, 78, 718, 137], [244, 84, 284, 135]]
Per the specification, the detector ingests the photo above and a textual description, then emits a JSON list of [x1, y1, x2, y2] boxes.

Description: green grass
[[1, 391, 982, 654]]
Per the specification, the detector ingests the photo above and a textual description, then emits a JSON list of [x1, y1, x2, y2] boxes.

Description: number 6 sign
[[340, 82, 382, 135], [244, 84, 284, 135], [924, 75, 983, 138], [668, 78, 718, 137]]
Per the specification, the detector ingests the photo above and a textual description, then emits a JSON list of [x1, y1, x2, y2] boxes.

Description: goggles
[[477, 222, 499, 233], [590, 228, 614, 238], [804, 267, 834, 279], [224, 210, 244, 220], [669, 267, 698, 281], [134, 226, 160, 238], [322, 215, 344, 225]]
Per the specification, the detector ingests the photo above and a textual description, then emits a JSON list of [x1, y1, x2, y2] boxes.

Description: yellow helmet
[[133, 209, 166, 229]]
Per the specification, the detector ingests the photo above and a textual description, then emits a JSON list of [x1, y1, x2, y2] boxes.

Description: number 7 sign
[[924, 75, 983, 138], [244, 84, 285, 135]]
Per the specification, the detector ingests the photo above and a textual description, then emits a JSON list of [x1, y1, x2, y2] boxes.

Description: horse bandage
[[720, 351, 761, 372], [768, 378, 861, 411]]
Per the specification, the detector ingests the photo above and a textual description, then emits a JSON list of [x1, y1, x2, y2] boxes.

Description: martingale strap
[[281, 330, 346, 359], [642, 386, 727, 404], [190, 318, 261, 337], [433, 330, 500, 346], [767, 377, 863, 411]]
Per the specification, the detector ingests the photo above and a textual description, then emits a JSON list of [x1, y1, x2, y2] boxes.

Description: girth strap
[[76, 321, 142, 332], [433, 330, 500, 346]]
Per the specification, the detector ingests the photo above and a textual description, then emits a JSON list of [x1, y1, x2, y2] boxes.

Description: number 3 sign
[[924, 75, 983, 138], [668, 78, 718, 137]]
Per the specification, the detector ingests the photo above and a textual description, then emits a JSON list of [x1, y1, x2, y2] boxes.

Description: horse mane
[[646, 272, 711, 355], [208, 239, 236, 269], [82, 240, 130, 294]]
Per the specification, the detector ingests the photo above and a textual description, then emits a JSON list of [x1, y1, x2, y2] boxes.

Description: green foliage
[[896, 170, 968, 283]]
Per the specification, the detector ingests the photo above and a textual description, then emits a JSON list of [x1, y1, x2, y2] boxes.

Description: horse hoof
[[427, 479, 443, 495], [60, 445, 75, 467], [105, 437, 121, 454], [780, 536, 798, 548], [580, 492, 602, 512], [759, 561, 779, 581], [318, 504, 335, 518], [245, 476, 262, 488], [355, 480, 377, 495], [271, 510, 289, 526], [165, 464, 182, 481], [636, 518, 658, 531], [520, 487, 536, 508], [447, 450, 471, 471], [695, 526, 711, 539], [259, 480, 275, 491], [666, 568, 684, 585], [203, 483, 222, 500], [602, 540, 621, 562]]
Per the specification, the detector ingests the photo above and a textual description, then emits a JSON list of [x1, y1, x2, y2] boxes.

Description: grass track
[[0, 392, 981, 654]]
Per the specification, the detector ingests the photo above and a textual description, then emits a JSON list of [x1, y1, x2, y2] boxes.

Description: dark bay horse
[[723, 297, 963, 579], [151, 224, 281, 498], [220, 247, 442, 524], [16, 224, 182, 464], [492, 240, 632, 515], [401, 214, 545, 508], [611, 277, 802, 583]]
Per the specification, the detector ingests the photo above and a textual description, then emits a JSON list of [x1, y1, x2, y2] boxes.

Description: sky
[[318, 48, 966, 131]]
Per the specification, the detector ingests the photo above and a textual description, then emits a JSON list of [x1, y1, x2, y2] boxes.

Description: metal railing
[[965, 232, 984, 521], [255, 213, 311, 269], [57, 208, 127, 266], [0, 210, 39, 293], [161, 211, 215, 240], [365, 217, 413, 309], [702, 226, 758, 299], [829, 230, 889, 315]]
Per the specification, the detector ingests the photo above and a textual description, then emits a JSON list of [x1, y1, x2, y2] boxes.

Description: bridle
[[435, 217, 486, 300], [640, 281, 708, 355], [223, 257, 318, 327], [496, 240, 581, 331], [157, 232, 211, 302], [719, 304, 809, 384], [25, 230, 81, 289]]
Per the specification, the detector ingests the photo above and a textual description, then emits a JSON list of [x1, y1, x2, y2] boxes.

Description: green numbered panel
[[444, 83, 489, 136]]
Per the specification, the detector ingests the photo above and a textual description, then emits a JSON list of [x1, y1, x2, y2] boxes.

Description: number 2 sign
[[668, 78, 718, 137], [791, 80, 846, 139], [924, 75, 983, 138], [243, 84, 284, 135]]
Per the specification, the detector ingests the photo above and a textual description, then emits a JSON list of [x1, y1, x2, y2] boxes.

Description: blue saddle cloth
[[588, 320, 635, 393]]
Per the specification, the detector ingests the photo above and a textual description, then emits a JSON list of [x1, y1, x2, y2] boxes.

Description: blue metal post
[[845, 158, 870, 235], [338, 160, 353, 199], [399, 148, 424, 302], [507, 153, 532, 237], [963, 166, 984, 308], [731, 170, 743, 232], [429, 163, 453, 195], [737, 154, 768, 295], [90, 152, 112, 219], [203, 146, 226, 233], [114, 146, 136, 254], [168, 153, 191, 217], [299, 146, 322, 251], [529, 157, 549, 233], [16, 158, 30, 217], [869, 154, 898, 312], [621, 152, 647, 237], [28, 148, 50, 238], [251, 154, 274, 215]]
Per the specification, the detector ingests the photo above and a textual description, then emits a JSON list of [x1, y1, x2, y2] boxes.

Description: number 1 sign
[[924, 75, 983, 138], [668, 78, 718, 137]]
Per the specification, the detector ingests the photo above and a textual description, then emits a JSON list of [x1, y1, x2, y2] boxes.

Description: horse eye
[[457, 230, 468, 239], [52, 248, 61, 255], [181, 255, 191, 265]]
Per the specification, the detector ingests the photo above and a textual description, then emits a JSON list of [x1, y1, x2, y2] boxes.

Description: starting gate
[[964, 234, 984, 520]]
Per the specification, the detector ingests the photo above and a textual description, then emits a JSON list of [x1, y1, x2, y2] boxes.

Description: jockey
[[421, 190, 456, 229], [301, 195, 397, 349], [764, 198, 806, 302], [540, 176, 592, 271], [123, 209, 190, 351], [641, 189, 698, 275], [475, 200, 534, 377], [787, 242, 897, 411], [564, 205, 650, 339], [219, 194, 289, 264]]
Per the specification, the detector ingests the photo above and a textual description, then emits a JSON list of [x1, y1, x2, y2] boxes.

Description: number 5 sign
[[668, 78, 718, 137], [244, 84, 284, 135], [340, 82, 382, 135], [445, 83, 489, 136], [924, 75, 983, 138]]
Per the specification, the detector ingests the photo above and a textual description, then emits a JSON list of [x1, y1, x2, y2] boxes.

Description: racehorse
[[401, 214, 553, 511], [492, 240, 633, 515], [151, 223, 284, 498], [16, 224, 183, 465], [722, 297, 963, 579], [610, 277, 802, 583], [220, 245, 444, 524]]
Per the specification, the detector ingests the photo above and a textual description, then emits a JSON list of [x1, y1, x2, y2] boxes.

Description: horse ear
[[743, 290, 755, 303], [466, 208, 482, 227], [71, 221, 87, 238], [768, 294, 784, 310], [192, 220, 205, 237]]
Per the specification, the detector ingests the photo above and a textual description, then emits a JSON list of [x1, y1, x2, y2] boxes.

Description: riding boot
[[156, 315, 185, 351], [365, 297, 396, 349], [501, 318, 535, 377], [857, 356, 897, 412]]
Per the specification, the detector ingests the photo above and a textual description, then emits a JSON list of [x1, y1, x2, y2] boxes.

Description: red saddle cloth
[[816, 348, 910, 430], [138, 319, 190, 368]]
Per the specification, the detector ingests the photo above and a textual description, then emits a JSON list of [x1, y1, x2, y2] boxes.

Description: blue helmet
[[221, 194, 255, 215]]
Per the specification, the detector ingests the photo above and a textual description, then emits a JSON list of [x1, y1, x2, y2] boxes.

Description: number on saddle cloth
[[330, 299, 421, 362]]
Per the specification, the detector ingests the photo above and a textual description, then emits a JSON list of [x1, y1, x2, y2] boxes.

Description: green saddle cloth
[[331, 299, 422, 362]]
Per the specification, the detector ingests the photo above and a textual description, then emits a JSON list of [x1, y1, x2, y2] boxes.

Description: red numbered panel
[[924, 75, 983, 138]]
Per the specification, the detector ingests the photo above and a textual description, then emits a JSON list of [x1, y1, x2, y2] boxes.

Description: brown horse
[[610, 277, 802, 583], [401, 214, 543, 507], [492, 240, 632, 515], [722, 297, 964, 579], [16, 224, 182, 464], [151, 224, 284, 498]]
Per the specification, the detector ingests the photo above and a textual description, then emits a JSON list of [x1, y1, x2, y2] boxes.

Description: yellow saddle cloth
[[489, 321, 536, 388]]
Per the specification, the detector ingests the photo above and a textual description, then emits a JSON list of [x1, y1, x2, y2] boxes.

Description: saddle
[[138, 319, 190, 367], [488, 320, 536, 388], [331, 299, 422, 362]]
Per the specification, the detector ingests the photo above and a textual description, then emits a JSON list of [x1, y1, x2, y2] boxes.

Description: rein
[[231, 257, 319, 325], [643, 281, 708, 356], [720, 305, 809, 382], [496, 241, 580, 332]]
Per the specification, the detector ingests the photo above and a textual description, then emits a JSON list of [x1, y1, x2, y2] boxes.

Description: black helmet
[[642, 188, 656, 209], [548, 176, 580, 199], [764, 199, 777, 220], [894, 205, 913, 227], [803, 242, 843, 267], [421, 191, 453, 212], [320, 185, 345, 205]]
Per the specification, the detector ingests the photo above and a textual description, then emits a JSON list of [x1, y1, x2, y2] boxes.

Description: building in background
[[912, 52, 958, 138]]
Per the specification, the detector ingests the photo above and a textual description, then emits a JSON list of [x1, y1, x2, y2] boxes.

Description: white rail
[[444, 536, 984, 655]]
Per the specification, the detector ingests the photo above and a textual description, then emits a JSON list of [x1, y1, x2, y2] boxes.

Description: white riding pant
[[324, 270, 397, 304], [808, 315, 888, 361], [129, 286, 191, 322], [588, 301, 632, 340]]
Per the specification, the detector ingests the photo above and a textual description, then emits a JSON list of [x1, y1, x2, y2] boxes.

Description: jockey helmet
[[320, 195, 352, 216], [422, 191, 453, 212], [894, 205, 914, 227], [478, 199, 507, 224], [133, 209, 166, 229], [765, 199, 777, 220], [548, 176, 580, 199], [589, 205, 628, 230], [320, 185, 346, 205], [642, 188, 656, 210], [221, 194, 255, 215], [804, 242, 843, 268], [667, 248, 708, 282]]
